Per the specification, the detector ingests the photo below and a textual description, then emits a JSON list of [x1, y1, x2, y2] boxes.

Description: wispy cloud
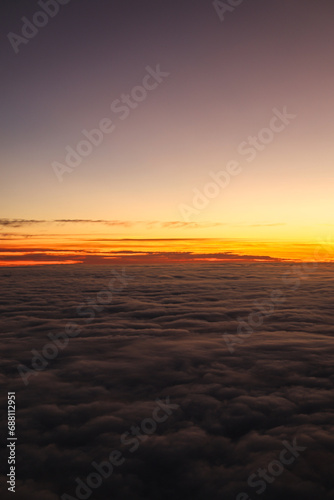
[[0, 219, 226, 230], [0, 219, 48, 228]]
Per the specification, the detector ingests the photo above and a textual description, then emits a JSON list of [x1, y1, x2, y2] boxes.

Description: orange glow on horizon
[[1, 233, 333, 266]]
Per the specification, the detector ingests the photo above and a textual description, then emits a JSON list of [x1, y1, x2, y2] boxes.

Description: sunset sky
[[1, 0, 334, 265], [2, 4, 334, 497]]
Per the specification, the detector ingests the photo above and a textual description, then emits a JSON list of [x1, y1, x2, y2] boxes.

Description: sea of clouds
[[0, 263, 333, 500]]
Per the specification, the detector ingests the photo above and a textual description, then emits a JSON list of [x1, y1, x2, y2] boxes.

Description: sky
[[1, 0, 334, 265]]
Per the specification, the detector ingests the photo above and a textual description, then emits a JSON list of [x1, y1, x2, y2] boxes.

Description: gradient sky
[[1, 0, 334, 265]]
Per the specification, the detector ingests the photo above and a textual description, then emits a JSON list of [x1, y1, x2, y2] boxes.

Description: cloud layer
[[0, 263, 334, 499]]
